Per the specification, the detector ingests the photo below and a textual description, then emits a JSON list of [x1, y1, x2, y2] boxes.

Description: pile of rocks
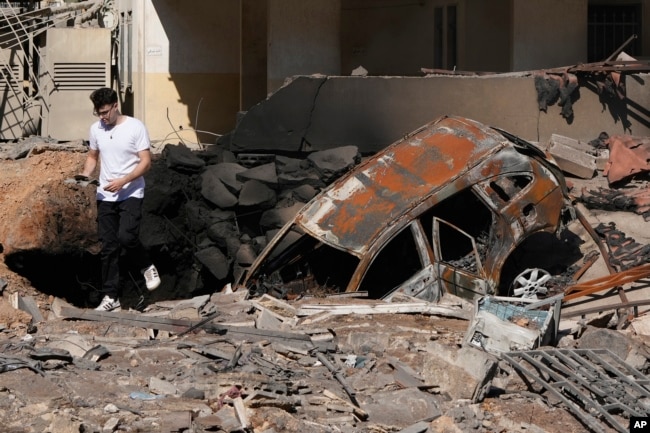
[[139, 142, 362, 300]]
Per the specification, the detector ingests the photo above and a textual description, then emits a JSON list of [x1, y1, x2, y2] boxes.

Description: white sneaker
[[95, 295, 121, 312], [142, 265, 161, 291]]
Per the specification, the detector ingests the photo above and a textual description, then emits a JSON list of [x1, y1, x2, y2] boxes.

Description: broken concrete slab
[[195, 246, 231, 280], [422, 342, 498, 402], [238, 179, 278, 208], [200, 168, 239, 208], [162, 143, 206, 173], [307, 145, 361, 183], [548, 135, 597, 179], [359, 388, 441, 429], [231, 75, 328, 153], [236, 161, 278, 186]]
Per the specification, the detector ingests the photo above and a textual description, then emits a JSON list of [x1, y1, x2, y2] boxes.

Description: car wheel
[[510, 268, 551, 299]]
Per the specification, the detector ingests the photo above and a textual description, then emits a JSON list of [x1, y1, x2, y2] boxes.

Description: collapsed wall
[[231, 72, 650, 154]]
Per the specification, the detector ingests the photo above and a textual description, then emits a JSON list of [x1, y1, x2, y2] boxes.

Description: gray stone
[[181, 387, 205, 400], [231, 75, 327, 152], [422, 342, 498, 402], [259, 203, 305, 230], [308, 145, 361, 183], [291, 184, 318, 202], [238, 179, 277, 208], [211, 162, 248, 194], [577, 326, 650, 370], [163, 143, 206, 172], [277, 169, 324, 188], [206, 221, 239, 248], [236, 243, 257, 266], [149, 376, 179, 396], [360, 388, 441, 429], [275, 155, 311, 173], [200, 168, 239, 208], [236, 162, 278, 186], [195, 246, 231, 280]]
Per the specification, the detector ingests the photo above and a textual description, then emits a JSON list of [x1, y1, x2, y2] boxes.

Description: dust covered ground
[[0, 146, 648, 433]]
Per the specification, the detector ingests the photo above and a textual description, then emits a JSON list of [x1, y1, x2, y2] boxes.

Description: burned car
[[236, 115, 574, 302]]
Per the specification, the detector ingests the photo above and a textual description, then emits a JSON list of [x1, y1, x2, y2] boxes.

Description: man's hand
[[104, 177, 128, 192]]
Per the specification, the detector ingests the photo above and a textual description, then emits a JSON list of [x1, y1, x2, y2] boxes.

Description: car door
[[357, 222, 441, 302], [432, 217, 489, 299]]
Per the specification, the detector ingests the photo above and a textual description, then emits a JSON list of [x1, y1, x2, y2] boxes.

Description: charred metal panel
[[298, 116, 507, 254], [241, 115, 572, 301]]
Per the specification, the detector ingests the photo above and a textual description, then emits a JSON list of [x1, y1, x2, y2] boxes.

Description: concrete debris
[[163, 143, 206, 173], [548, 133, 597, 179], [4, 112, 650, 432]]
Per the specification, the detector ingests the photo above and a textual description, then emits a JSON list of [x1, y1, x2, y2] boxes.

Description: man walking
[[79, 87, 160, 311]]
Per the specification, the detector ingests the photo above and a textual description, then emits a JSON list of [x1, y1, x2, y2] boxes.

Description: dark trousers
[[97, 198, 151, 297]]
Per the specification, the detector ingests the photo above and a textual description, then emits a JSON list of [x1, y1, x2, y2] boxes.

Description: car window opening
[[253, 229, 360, 298], [490, 175, 532, 202], [358, 227, 423, 298]]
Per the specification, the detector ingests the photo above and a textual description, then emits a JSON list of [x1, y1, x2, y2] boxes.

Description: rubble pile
[[2, 119, 650, 432], [4, 287, 643, 433], [136, 141, 363, 302]]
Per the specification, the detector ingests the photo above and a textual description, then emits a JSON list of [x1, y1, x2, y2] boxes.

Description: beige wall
[[512, 0, 587, 71], [233, 73, 650, 155], [268, 0, 341, 92], [463, 0, 511, 72], [341, 0, 436, 75], [121, 0, 649, 145], [131, 1, 241, 144]]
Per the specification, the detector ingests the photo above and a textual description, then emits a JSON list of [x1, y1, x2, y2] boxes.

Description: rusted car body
[[237, 115, 573, 301]]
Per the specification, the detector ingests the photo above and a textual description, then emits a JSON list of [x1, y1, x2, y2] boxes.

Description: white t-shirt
[[89, 116, 151, 202]]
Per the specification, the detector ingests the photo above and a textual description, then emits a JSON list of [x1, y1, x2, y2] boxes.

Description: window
[[359, 227, 423, 299], [588, 4, 641, 62], [435, 218, 482, 275], [252, 228, 360, 297]]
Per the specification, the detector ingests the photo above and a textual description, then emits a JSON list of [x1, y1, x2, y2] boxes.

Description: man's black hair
[[90, 87, 118, 109]]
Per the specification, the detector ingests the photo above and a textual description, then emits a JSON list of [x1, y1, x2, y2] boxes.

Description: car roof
[[295, 115, 511, 255]]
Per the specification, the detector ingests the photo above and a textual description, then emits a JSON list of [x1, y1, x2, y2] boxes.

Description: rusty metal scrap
[[602, 135, 650, 184], [241, 115, 570, 302], [563, 262, 650, 302], [580, 185, 650, 221], [502, 348, 650, 433]]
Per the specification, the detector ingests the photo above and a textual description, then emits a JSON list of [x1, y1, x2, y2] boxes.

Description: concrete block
[[195, 246, 231, 280], [548, 136, 596, 179], [238, 179, 277, 208], [231, 75, 327, 152], [236, 162, 278, 185], [421, 342, 497, 401], [308, 145, 361, 183]]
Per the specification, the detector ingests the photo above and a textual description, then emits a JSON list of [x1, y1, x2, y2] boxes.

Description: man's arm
[[80, 149, 99, 178], [104, 149, 152, 193]]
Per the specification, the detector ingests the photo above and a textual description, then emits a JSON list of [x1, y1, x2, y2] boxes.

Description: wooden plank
[[18, 296, 44, 322], [59, 305, 203, 333], [297, 302, 469, 320], [55, 299, 313, 342]]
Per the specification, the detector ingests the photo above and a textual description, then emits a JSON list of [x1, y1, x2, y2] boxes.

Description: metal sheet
[[298, 116, 508, 254]]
